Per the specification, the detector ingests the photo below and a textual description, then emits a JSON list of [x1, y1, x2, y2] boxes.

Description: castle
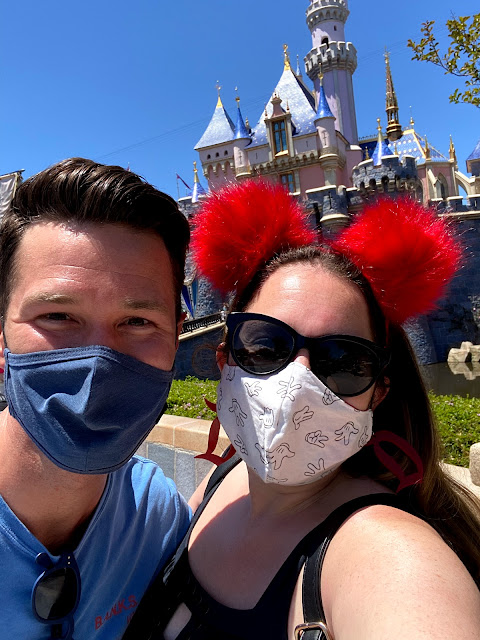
[[177, 0, 480, 368]]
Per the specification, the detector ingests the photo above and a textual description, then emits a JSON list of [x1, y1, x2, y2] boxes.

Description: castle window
[[322, 37, 329, 46], [273, 119, 287, 154], [207, 154, 211, 159], [334, 25, 337, 31], [215, 152, 220, 157], [280, 172, 295, 193]]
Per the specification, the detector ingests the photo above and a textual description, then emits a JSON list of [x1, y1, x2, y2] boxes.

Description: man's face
[[0, 222, 181, 370]]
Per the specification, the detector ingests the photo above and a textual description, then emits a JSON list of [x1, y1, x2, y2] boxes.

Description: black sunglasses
[[32, 551, 81, 640], [226, 312, 390, 397]]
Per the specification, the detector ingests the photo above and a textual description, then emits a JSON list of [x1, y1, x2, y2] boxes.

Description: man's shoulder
[[112, 454, 177, 499]]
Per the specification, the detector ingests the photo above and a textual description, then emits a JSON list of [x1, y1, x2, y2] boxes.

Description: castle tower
[[304, 0, 359, 144], [194, 84, 236, 190], [191, 161, 207, 203], [232, 93, 252, 179], [385, 51, 403, 141]]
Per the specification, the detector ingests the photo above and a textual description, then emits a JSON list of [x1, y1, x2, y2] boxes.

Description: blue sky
[[2, 0, 479, 199]]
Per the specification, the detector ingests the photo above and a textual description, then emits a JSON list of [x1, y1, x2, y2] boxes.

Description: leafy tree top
[[408, 14, 480, 108]]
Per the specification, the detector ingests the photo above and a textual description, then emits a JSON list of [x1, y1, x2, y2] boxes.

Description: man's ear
[[175, 312, 187, 349], [372, 376, 390, 410], [216, 342, 227, 372]]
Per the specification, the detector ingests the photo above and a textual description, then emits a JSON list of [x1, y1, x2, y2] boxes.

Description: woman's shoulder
[[321, 499, 480, 638]]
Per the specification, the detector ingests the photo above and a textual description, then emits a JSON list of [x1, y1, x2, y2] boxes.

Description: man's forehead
[[10, 221, 176, 302]]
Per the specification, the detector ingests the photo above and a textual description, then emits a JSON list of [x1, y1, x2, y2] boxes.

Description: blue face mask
[[3, 345, 174, 474]]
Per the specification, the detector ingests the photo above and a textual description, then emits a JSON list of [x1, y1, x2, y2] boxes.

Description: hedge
[[166, 377, 480, 468]]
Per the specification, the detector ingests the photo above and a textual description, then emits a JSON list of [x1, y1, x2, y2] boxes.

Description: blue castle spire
[[315, 75, 334, 120], [372, 118, 390, 166], [191, 161, 207, 203], [233, 94, 251, 140]]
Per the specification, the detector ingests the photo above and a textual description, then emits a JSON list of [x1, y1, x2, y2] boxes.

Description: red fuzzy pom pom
[[191, 179, 317, 295], [331, 197, 461, 324]]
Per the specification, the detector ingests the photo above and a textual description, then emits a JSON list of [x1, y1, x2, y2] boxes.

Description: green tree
[[408, 14, 480, 107]]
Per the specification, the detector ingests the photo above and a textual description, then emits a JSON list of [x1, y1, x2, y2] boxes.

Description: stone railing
[[140, 414, 480, 501], [180, 313, 223, 336]]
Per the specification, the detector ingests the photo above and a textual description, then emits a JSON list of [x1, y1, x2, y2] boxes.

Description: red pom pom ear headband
[[191, 180, 461, 325], [190, 179, 317, 297]]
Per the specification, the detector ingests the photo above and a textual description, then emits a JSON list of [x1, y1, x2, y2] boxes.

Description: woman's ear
[[216, 342, 228, 372], [372, 376, 390, 410]]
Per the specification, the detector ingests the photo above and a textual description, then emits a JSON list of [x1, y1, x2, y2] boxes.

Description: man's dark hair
[[0, 157, 190, 319]]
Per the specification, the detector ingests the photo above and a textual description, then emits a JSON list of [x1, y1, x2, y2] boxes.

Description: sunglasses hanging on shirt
[[32, 551, 81, 640]]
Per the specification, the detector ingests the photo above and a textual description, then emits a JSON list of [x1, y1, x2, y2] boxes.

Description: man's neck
[[0, 409, 107, 553]]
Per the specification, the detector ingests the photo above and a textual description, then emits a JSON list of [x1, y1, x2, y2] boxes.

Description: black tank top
[[123, 455, 409, 640]]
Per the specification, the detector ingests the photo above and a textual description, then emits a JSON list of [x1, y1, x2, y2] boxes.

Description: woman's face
[[244, 262, 380, 411]]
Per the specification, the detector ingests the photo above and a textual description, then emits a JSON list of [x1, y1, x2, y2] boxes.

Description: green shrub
[[429, 393, 480, 467], [167, 376, 218, 420], [166, 378, 480, 467]]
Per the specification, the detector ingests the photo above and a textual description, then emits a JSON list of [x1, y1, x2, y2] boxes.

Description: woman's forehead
[[247, 263, 374, 340]]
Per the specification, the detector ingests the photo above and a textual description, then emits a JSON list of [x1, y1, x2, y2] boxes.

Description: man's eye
[[44, 313, 70, 321], [126, 317, 149, 327]]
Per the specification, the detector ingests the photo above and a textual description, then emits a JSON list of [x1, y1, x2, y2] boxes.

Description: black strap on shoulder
[[300, 493, 407, 640], [204, 449, 241, 497]]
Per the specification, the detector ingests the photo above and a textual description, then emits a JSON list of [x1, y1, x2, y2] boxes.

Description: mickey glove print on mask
[[217, 362, 372, 486]]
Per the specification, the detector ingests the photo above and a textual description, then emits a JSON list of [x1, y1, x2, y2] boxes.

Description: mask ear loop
[[195, 398, 236, 466], [366, 430, 424, 493], [366, 320, 424, 492]]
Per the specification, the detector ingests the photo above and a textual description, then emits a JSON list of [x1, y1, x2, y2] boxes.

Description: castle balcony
[[305, 41, 357, 77], [306, 0, 349, 28]]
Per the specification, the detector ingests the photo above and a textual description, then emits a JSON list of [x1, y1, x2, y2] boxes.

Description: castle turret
[[232, 93, 251, 179], [314, 74, 338, 185], [191, 161, 207, 203], [194, 85, 236, 189], [304, 0, 359, 144], [385, 51, 403, 142], [371, 118, 390, 166]]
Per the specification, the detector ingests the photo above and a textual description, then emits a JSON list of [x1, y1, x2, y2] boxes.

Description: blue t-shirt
[[0, 455, 191, 639]]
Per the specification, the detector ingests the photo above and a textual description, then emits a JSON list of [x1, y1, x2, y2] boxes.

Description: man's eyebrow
[[23, 293, 77, 305], [123, 298, 170, 313]]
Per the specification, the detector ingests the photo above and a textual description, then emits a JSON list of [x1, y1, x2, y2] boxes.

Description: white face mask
[[217, 362, 373, 486]]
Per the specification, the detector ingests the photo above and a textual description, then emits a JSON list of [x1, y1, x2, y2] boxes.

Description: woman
[[125, 181, 480, 639]]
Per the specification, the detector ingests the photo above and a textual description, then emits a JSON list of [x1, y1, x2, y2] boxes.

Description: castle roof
[[315, 81, 334, 120], [467, 137, 480, 162], [191, 179, 207, 203], [248, 67, 317, 148], [194, 97, 235, 150], [372, 135, 390, 166], [234, 101, 251, 140], [386, 129, 447, 164]]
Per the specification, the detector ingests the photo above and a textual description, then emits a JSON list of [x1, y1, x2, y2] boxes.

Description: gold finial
[[449, 135, 457, 163], [216, 81, 223, 107], [283, 43, 291, 70], [424, 135, 431, 159], [318, 70, 324, 84], [235, 86, 240, 106], [245, 117, 250, 128], [377, 117, 382, 133], [193, 161, 199, 183], [365, 147, 370, 160], [409, 106, 415, 128]]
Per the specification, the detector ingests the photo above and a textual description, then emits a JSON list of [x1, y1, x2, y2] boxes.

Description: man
[[0, 158, 192, 638]]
